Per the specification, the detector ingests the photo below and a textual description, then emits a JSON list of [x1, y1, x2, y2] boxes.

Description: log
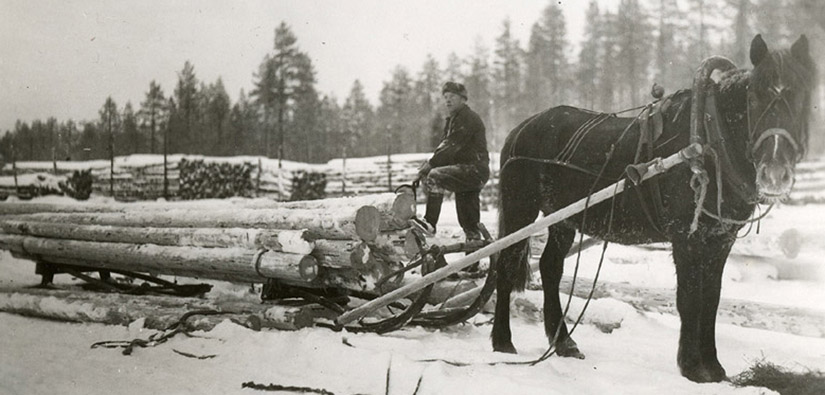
[[354, 206, 381, 242], [311, 239, 359, 268], [0, 234, 318, 284], [349, 242, 404, 289], [335, 144, 702, 326], [5, 205, 381, 240], [0, 192, 415, 226], [0, 221, 316, 253], [0, 286, 338, 331]]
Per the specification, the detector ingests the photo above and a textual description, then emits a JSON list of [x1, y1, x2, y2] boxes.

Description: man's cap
[[442, 82, 468, 100]]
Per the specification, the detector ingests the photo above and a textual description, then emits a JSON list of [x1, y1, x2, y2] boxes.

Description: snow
[[1, 197, 825, 394]]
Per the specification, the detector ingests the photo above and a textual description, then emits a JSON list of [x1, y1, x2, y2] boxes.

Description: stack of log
[[178, 159, 255, 200], [0, 192, 417, 296], [91, 161, 181, 201]]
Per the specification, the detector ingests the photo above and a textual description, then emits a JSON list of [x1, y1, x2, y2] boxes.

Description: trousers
[[423, 164, 489, 238]]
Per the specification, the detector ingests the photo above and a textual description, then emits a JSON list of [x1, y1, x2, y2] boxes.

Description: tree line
[[2, 0, 822, 165]]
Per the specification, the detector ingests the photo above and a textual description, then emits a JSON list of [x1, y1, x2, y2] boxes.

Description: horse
[[493, 34, 816, 383]]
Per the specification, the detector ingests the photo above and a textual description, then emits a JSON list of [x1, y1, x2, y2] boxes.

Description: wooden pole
[[440, 237, 603, 310], [10, 140, 18, 195], [335, 144, 703, 326], [109, 108, 114, 197]]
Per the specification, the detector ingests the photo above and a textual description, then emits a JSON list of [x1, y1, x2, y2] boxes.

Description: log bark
[[0, 192, 415, 230], [0, 234, 318, 284], [0, 286, 338, 331], [5, 206, 379, 240], [0, 221, 316, 253]]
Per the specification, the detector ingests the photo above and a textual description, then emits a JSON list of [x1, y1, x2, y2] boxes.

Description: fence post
[[11, 141, 18, 195], [256, 157, 262, 198]]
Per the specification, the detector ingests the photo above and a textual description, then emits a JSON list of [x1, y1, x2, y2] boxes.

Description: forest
[[2, 0, 823, 164]]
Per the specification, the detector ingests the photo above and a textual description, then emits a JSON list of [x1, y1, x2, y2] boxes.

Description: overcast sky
[[0, 1, 620, 133]]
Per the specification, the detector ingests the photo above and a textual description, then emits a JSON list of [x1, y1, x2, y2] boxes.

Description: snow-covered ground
[[1, 198, 824, 395]]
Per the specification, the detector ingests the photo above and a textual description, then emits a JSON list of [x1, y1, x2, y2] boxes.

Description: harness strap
[[704, 89, 758, 203], [751, 128, 801, 158]]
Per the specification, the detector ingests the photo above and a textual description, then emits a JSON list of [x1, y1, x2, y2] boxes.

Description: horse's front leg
[[540, 225, 584, 358], [697, 235, 733, 382], [672, 232, 733, 383]]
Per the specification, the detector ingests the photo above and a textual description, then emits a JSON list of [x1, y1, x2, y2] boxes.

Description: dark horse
[[493, 35, 815, 382]]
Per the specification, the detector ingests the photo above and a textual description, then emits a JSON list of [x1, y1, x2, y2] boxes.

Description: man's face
[[443, 92, 465, 114]]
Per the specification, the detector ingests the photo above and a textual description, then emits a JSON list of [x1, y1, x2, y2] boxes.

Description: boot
[[463, 226, 482, 274], [424, 193, 443, 233]]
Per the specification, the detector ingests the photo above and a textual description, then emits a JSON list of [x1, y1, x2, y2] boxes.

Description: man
[[413, 82, 489, 242]]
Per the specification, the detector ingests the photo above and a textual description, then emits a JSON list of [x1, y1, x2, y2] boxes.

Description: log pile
[[0, 153, 510, 203], [178, 159, 255, 199], [0, 192, 417, 296]]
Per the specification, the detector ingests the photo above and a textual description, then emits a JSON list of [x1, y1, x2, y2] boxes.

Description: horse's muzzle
[[756, 163, 794, 202]]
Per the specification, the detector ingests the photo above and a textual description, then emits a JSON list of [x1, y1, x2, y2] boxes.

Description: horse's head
[[747, 34, 816, 203]]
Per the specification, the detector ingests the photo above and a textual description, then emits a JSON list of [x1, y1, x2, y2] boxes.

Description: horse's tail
[[496, 133, 535, 292]]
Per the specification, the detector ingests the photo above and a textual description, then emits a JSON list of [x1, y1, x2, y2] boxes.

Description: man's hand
[[417, 161, 432, 178]]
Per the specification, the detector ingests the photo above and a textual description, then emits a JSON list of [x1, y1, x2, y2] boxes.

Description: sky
[[0, 1, 621, 133]]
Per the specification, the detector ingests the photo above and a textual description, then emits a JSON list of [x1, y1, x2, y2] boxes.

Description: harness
[[687, 55, 805, 233]]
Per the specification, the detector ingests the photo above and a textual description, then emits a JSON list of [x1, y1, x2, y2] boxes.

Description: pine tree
[[172, 61, 199, 154], [229, 90, 259, 156], [615, 0, 653, 107], [46, 117, 58, 165], [577, 1, 602, 109], [377, 66, 415, 158], [78, 122, 100, 160], [464, 38, 493, 149], [653, 0, 685, 90], [204, 78, 231, 155], [99, 97, 121, 194], [525, 2, 569, 112], [317, 95, 342, 162], [598, 11, 619, 112], [685, 0, 725, 61], [443, 52, 464, 82], [291, 52, 321, 162], [342, 80, 374, 158], [121, 102, 140, 155], [251, 22, 306, 164], [414, 54, 443, 151], [492, 18, 525, 147], [60, 119, 77, 160], [138, 81, 167, 155], [726, 0, 753, 66], [14, 121, 32, 161]]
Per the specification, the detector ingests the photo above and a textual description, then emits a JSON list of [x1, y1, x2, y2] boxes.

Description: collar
[[446, 104, 468, 120]]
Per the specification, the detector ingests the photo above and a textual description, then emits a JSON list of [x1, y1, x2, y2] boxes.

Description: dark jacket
[[428, 104, 489, 170]]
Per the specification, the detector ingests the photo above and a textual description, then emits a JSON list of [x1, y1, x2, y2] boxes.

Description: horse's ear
[[791, 35, 809, 60], [750, 34, 769, 66]]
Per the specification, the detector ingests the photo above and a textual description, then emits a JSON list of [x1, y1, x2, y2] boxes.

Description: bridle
[[746, 82, 805, 163]]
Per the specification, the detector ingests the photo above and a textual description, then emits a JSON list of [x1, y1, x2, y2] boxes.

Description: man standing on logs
[[414, 82, 489, 243]]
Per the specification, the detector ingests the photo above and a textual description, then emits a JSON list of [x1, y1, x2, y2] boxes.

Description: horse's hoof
[[493, 342, 518, 354], [680, 365, 726, 383], [556, 337, 585, 359]]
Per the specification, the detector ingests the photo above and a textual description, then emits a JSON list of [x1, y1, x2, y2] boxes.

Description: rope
[[689, 165, 709, 234], [91, 309, 231, 355]]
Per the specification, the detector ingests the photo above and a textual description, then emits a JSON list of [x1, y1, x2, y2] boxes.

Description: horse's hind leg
[[491, 165, 540, 354], [540, 225, 584, 359]]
